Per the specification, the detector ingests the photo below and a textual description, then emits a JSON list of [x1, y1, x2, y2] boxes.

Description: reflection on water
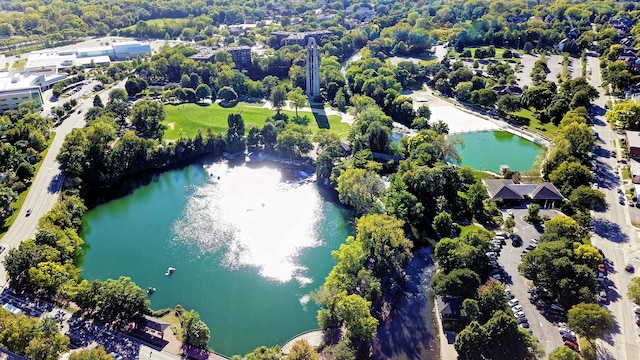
[[174, 164, 322, 285], [80, 161, 351, 355]]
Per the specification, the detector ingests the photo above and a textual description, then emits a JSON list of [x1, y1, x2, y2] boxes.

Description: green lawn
[[459, 224, 486, 237], [509, 108, 558, 139], [163, 102, 350, 140]]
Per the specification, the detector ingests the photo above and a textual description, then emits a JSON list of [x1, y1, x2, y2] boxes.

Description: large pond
[[79, 160, 352, 356], [455, 130, 543, 173]]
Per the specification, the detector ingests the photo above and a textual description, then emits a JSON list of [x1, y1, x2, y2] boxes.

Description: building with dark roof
[[483, 179, 564, 205], [271, 30, 332, 47], [189, 46, 252, 68]]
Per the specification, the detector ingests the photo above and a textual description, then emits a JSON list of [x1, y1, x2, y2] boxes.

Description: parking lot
[[492, 206, 565, 355]]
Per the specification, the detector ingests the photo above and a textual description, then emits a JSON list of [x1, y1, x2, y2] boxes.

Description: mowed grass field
[[163, 102, 350, 140]]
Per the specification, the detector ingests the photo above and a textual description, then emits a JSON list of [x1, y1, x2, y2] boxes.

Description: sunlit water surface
[[80, 161, 351, 355]]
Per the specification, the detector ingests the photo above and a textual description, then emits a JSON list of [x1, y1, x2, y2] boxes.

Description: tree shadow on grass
[[311, 105, 330, 129]]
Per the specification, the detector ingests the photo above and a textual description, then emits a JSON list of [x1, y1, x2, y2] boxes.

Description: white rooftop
[[0, 73, 40, 90]]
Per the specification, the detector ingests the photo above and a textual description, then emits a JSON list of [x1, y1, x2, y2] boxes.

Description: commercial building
[[0, 72, 67, 113], [24, 41, 151, 72]]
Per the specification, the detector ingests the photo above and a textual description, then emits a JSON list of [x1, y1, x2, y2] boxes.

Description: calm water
[[455, 131, 543, 173], [80, 161, 352, 356]]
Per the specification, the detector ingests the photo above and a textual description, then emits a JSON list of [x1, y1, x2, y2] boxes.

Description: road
[[497, 207, 564, 357], [586, 51, 640, 360], [0, 79, 117, 283]]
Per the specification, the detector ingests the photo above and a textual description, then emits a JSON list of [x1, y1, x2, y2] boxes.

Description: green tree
[[527, 204, 541, 223], [226, 113, 246, 153], [287, 339, 319, 360], [461, 298, 481, 322], [337, 293, 378, 346], [605, 100, 640, 130], [25, 318, 70, 360], [94, 276, 149, 323], [124, 77, 148, 97], [275, 124, 312, 159], [108, 88, 128, 103], [93, 95, 103, 108], [270, 86, 287, 113], [217, 86, 238, 103], [181, 310, 211, 349], [432, 211, 453, 238], [336, 168, 383, 216], [69, 347, 113, 360], [548, 346, 581, 360], [130, 100, 166, 138], [287, 87, 307, 118], [497, 94, 521, 113], [567, 303, 614, 340], [195, 84, 212, 101], [504, 216, 516, 233], [548, 161, 593, 196], [431, 268, 481, 298], [569, 186, 606, 211], [628, 277, 640, 305], [477, 280, 509, 321]]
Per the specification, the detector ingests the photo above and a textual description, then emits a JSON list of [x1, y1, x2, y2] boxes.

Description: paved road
[[0, 82, 121, 286], [587, 51, 640, 360], [497, 207, 564, 357]]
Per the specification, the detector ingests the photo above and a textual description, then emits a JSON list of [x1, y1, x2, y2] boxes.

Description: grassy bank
[[163, 102, 348, 140]]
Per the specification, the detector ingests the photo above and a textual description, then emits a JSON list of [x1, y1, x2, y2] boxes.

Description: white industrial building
[[0, 72, 67, 113], [24, 41, 151, 73]]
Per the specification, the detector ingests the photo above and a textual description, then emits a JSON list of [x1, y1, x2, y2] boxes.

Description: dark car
[[512, 235, 523, 246], [625, 264, 635, 273], [25, 208, 32, 216]]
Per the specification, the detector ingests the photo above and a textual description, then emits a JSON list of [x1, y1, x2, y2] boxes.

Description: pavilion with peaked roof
[[482, 179, 564, 206]]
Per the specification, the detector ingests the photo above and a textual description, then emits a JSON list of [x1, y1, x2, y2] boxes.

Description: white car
[[514, 311, 526, 318], [592, 183, 599, 190], [512, 305, 524, 313], [530, 238, 538, 245], [508, 298, 519, 307]]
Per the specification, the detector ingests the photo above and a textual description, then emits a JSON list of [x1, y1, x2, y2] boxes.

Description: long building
[[24, 41, 151, 73]]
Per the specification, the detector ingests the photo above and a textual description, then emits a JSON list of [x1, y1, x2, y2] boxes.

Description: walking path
[[281, 330, 324, 353]]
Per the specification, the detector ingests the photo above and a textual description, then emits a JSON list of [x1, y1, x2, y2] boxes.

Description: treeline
[[0, 103, 51, 225]]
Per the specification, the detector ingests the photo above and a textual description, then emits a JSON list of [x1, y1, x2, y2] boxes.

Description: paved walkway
[[281, 330, 324, 353]]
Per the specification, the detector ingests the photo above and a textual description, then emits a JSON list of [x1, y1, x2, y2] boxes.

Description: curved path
[[281, 329, 324, 353]]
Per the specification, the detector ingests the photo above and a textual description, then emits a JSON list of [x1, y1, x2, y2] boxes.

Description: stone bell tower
[[305, 37, 320, 99]]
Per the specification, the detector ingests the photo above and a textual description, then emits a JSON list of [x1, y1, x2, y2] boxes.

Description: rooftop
[[626, 130, 640, 149]]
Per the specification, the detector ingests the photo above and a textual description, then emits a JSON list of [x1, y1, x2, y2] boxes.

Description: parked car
[[562, 333, 577, 343], [508, 299, 519, 307], [514, 311, 526, 318], [516, 316, 528, 324], [512, 305, 524, 313], [625, 264, 635, 273], [564, 340, 579, 352]]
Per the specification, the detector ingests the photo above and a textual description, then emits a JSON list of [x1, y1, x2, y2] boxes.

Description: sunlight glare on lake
[[173, 163, 323, 285]]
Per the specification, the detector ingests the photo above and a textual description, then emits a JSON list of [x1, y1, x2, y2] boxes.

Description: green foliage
[[605, 100, 640, 130], [181, 310, 211, 349], [434, 228, 491, 275], [433, 211, 454, 238], [548, 346, 581, 360], [69, 347, 113, 360], [431, 268, 481, 298], [336, 168, 383, 216], [567, 303, 614, 340], [629, 277, 640, 305], [275, 124, 312, 159], [287, 339, 319, 360], [477, 280, 509, 322], [454, 311, 535, 360], [130, 100, 166, 138]]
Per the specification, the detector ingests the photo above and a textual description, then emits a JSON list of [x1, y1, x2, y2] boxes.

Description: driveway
[[496, 206, 564, 358]]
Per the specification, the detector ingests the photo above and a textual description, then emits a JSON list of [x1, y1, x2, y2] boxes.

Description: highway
[[587, 51, 640, 360]]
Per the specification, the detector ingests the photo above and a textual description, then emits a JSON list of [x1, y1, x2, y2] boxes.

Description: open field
[[509, 108, 558, 140], [162, 102, 348, 140]]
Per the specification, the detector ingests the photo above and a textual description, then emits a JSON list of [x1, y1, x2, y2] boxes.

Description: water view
[[455, 130, 543, 173], [80, 160, 352, 356]]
